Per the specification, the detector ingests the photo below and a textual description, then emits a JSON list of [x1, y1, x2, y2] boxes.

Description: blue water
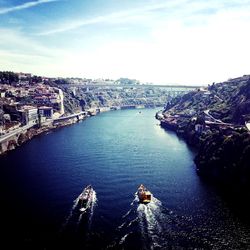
[[0, 109, 249, 249]]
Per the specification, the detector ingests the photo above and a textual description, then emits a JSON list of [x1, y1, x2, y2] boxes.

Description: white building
[[19, 105, 38, 125], [0, 125, 3, 135], [0, 90, 6, 98]]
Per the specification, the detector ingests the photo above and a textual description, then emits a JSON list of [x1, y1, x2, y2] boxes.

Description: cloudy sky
[[0, 0, 250, 85]]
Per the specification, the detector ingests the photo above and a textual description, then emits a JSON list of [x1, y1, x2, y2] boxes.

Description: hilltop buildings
[[0, 82, 64, 134]]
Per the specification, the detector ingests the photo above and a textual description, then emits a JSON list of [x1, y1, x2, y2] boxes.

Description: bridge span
[[62, 83, 203, 90], [62, 83, 203, 98]]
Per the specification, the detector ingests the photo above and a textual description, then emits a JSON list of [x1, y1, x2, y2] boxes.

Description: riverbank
[[157, 112, 250, 223], [0, 113, 88, 156], [156, 75, 250, 221], [0, 105, 153, 156]]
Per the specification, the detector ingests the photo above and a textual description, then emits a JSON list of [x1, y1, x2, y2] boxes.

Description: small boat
[[78, 185, 93, 212], [137, 184, 152, 204]]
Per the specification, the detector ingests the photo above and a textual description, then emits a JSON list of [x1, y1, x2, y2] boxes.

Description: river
[[0, 109, 249, 249]]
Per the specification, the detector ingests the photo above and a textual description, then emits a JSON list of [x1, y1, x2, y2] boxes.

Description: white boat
[[78, 185, 93, 212]]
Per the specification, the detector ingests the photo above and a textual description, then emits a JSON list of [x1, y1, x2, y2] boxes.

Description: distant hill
[[0, 71, 168, 115], [115, 78, 140, 85], [164, 75, 250, 125]]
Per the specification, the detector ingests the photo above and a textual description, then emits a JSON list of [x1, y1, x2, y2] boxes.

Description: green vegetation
[[195, 130, 250, 191], [0, 71, 43, 85], [0, 71, 19, 84]]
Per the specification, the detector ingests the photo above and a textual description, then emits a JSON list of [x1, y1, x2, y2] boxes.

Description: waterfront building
[[19, 105, 38, 125], [38, 106, 53, 119]]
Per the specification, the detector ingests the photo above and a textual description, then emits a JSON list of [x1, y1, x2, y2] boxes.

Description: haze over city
[[0, 0, 250, 85]]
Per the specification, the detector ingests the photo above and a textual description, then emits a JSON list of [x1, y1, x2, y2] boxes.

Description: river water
[[0, 109, 249, 249]]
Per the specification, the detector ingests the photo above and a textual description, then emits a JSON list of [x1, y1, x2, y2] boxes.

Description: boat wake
[[107, 194, 172, 249], [60, 189, 97, 237], [60, 188, 212, 249], [77, 190, 97, 225], [137, 198, 167, 249], [107, 191, 213, 249]]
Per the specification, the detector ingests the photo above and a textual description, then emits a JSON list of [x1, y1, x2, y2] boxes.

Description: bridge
[[0, 123, 35, 144], [0, 123, 36, 154], [62, 83, 204, 98], [62, 83, 203, 89], [62, 84, 203, 92]]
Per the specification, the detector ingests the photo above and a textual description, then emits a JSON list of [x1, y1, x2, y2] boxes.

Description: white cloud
[[37, 0, 190, 35], [1, 0, 250, 84], [146, 7, 250, 84], [58, 9, 250, 85], [37, 0, 250, 36], [0, 0, 59, 15]]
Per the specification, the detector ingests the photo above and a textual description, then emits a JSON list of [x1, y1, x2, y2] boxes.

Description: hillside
[[159, 75, 250, 201], [0, 70, 169, 109], [58, 84, 169, 113], [164, 75, 250, 125]]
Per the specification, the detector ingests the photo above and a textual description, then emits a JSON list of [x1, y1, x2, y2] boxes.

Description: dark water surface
[[0, 109, 249, 249]]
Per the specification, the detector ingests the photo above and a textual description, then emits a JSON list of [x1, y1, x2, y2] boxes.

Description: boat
[[137, 184, 152, 204], [78, 185, 93, 212]]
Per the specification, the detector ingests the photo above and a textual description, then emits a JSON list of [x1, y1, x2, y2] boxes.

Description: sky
[[0, 0, 250, 85]]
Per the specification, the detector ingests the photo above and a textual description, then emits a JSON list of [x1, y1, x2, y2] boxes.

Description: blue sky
[[0, 0, 250, 84]]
